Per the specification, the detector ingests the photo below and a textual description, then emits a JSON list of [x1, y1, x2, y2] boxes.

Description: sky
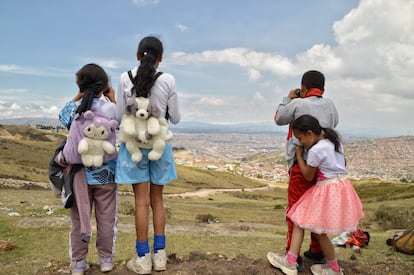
[[0, 0, 413, 137]]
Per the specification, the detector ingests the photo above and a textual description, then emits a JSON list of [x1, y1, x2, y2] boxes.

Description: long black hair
[[291, 114, 341, 152], [132, 36, 163, 98], [75, 63, 108, 115]]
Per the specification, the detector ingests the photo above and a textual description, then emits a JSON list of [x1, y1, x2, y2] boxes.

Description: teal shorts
[[115, 142, 177, 185]]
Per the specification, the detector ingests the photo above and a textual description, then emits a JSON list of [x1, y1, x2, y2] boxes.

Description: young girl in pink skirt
[[267, 114, 364, 275]]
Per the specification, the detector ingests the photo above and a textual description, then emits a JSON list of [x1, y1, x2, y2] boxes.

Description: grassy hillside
[[1, 125, 414, 274], [0, 125, 266, 193], [0, 125, 66, 182]]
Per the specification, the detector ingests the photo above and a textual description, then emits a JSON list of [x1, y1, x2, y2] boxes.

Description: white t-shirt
[[306, 139, 348, 181]]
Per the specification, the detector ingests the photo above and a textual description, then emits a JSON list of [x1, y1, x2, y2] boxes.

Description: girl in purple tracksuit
[[56, 63, 117, 275]]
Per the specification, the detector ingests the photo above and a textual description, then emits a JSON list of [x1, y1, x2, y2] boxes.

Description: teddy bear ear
[[84, 110, 95, 120], [125, 98, 137, 114], [149, 102, 161, 118]]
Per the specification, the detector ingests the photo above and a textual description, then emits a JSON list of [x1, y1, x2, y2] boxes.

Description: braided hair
[[75, 63, 108, 115]]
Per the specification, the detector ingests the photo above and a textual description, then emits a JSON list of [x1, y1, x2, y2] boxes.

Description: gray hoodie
[[274, 95, 338, 170]]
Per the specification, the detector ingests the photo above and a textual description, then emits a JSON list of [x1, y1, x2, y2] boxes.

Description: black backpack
[[48, 138, 67, 193], [48, 137, 82, 208]]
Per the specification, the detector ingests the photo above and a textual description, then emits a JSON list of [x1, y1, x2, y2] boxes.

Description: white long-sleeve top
[[115, 67, 181, 125]]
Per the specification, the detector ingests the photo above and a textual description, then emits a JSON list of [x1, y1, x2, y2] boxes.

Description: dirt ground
[[2, 180, 414, 275], [34, 251, 414, 275]]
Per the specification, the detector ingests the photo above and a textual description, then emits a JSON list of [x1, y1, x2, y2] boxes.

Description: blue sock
[[136, 240, 150, 257], [153, 235, 166, 253]]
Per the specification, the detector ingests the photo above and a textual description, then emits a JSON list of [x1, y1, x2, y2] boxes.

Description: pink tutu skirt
[[287, 177, 364, 235]]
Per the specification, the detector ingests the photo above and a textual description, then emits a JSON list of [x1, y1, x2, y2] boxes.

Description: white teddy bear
[[78, 110, 118, 167], [118, 96, 173, 162]]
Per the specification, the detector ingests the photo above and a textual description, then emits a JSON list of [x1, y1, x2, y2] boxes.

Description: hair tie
[[321, 128, 326, 135], [143, 51, 154, 58], [79, 81, 104, 94]]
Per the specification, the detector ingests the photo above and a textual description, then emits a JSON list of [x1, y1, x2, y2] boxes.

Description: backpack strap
[[127, 70, 163, 83], [128, 70, 168, 119], [153, 71, 163, 81], [127, 70, 134, 82]]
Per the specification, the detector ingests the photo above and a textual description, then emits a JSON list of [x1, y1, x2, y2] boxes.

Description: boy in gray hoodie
[[270, 70, 338, 266]]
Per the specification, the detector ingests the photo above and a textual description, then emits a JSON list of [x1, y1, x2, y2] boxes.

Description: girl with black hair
[[267, 115, 364, 275], [115, 36, 181, 274], [58, 63, 117, 275]]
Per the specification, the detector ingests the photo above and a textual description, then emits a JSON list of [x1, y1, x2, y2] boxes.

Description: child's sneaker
[[152, 249, 167, 271], [127, 253, 152, 274], [310, 264, 344, 275], [71, 259, 89, 275], [296, 256, 304, 272], [99, 256, 114, 272], [266, 252, 298, 275]]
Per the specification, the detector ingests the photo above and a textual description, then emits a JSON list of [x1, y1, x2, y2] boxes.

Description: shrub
[[196, 213, 219, 223], [375, 205, 414, 230], [118, 201, 135, 216]]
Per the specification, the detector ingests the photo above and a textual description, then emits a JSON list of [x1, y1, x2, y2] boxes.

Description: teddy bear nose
[[140, 113, 145, 117]]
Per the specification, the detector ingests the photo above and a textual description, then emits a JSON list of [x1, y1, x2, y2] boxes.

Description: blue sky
[[1, 0, 413, 136]]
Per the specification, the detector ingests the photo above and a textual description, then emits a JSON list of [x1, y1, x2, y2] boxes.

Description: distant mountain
[[169, 121, 283, 134], [0, 117, 410, 138], [0, 117, 62, 127], [0, 117, 283, 134], [337, 126, 412, 139]]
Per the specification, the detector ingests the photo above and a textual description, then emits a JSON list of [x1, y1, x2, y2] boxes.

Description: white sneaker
[[267, 252, 298, 275], [127, 253, 152, 274], [311, 264, 344, 275], [71, 259, 89, 275], [152, 249, 167, 271]]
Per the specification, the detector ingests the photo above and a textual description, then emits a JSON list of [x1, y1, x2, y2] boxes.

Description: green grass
[[2, 180, 414, 274], [0, 126, 66, 182], [1, 126, 414, 273]]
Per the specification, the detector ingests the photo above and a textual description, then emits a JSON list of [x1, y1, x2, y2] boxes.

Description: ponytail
[[323, 127, 342, 152], [132, 36, 163, 98]]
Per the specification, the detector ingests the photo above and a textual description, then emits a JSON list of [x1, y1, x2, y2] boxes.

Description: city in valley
[[172, 132, 414, 182]]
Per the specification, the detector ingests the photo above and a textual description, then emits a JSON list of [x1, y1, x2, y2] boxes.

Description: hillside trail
[[165, 180, 286, 198]]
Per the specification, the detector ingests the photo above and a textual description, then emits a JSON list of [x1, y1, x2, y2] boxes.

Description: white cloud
[[176, 23, 189, 32], [171, 48, 297, 77], [254, 91, 264, 101], [100, 59, 127, 69], [131, 0, 159, 6], [295, 44, 343, 72], [197, 96, 224, 106], [0, 64, 71, 77], [169, 0, 414, 134], [247, 69, 261, 82], [0, 101, 59, 119]]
